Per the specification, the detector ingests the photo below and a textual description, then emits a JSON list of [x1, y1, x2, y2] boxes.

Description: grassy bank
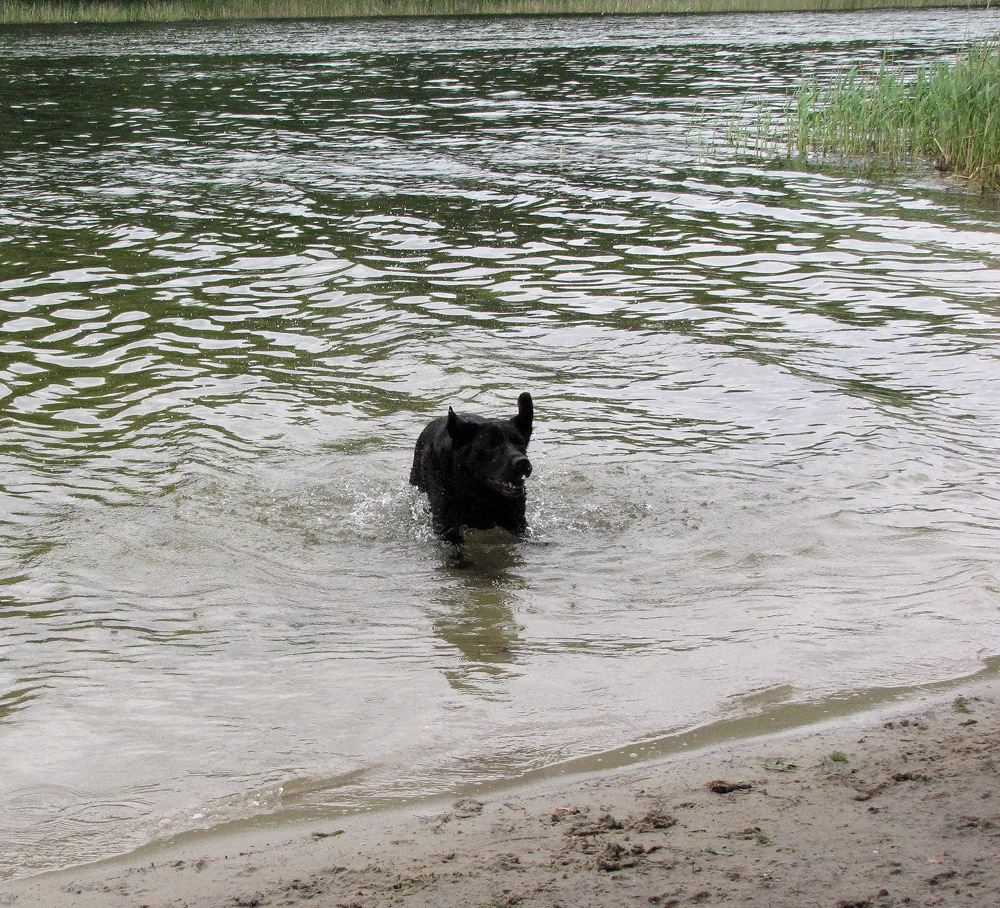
[[783, 38, 1000, 191], [0, 0, 993, 25]]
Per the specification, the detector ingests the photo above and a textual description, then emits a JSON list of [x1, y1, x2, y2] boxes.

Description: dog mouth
[[491, 478, 526, 498]]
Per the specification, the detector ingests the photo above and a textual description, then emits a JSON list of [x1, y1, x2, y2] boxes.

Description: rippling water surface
[[2, 7, 1000, 879]]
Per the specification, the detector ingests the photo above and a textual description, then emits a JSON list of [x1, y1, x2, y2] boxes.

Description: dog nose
[[513, 456, 532, 479]]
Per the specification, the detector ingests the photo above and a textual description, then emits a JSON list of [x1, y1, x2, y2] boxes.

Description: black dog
[[410, 392, 533, 544]]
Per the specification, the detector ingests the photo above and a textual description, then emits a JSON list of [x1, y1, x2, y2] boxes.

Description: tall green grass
[[0, 0, 993, 24], [784, 39, 1000, 191], [0, 0, 461, 22]]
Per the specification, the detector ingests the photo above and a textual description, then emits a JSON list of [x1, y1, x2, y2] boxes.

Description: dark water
[[2, 8, 1000, 879]]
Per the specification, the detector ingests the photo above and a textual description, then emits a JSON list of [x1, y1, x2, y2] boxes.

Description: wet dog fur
[[410, 392, 533, 545]]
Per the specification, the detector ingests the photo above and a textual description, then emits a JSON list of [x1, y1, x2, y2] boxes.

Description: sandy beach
[[5, 677, 1000, 908]]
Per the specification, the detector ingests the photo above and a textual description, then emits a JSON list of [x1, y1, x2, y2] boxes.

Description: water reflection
[[431, 535, 526, 694]]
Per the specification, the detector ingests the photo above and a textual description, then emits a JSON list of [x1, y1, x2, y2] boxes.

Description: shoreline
[[7, 676, 1000, 907], [0, 0, 994, 26]]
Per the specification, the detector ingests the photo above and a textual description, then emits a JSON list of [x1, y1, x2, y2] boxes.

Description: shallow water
[[2, 7, 1000, 879]]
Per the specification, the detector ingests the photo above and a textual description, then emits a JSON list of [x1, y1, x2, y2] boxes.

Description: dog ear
[[512, 392, 533, 439], [446, 407, 477, 445]]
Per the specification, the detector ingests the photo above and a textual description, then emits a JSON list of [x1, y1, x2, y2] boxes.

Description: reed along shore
[[0, 0, 994, 26]]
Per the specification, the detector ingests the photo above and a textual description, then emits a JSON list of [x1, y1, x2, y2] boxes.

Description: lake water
[[2, 7, 1000, 880]]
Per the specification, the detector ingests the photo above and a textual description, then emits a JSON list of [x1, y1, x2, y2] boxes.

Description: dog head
[[446, 392, 533, 498]]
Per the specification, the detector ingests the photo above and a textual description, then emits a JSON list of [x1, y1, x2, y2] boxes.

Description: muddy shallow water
[[1, 7, 1000, 879]]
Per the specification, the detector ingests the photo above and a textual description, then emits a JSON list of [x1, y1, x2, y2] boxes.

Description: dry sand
[[6, 679, 1000, 908]]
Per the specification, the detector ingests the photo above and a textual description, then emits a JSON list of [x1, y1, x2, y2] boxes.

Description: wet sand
[[6, 679, 1000, 908]]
